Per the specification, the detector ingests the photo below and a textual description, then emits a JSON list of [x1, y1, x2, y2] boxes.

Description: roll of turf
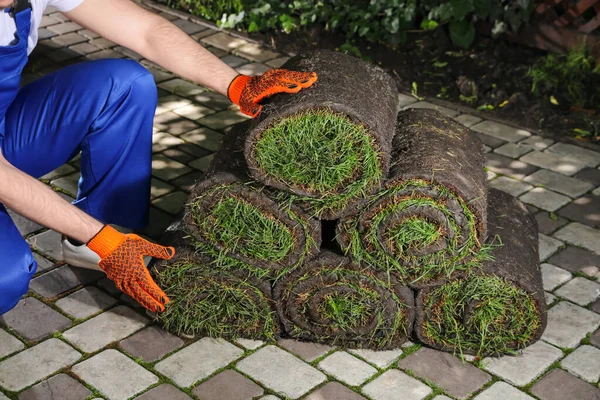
[[244, 50, 399, 219], [337, 108, 488, 288], [414, 188, 547, 356], [183, 122, 321, 279], [150, 231, 280, 340], [273, 251, 414, 350]]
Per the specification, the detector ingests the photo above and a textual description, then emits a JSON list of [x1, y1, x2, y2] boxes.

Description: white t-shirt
[[0, 0, 84, 54]]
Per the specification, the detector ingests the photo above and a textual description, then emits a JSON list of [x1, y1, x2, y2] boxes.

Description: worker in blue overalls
[[0, 0, 317, 314]]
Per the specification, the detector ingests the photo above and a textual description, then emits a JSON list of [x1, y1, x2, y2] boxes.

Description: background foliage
[[167, 0, 534, 48]]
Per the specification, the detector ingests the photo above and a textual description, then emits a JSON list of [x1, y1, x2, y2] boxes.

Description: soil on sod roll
[[183, 122, 321, 279], [150, 232, 279, 340], [337, 108, 488, 288], [415, 188, 546, 356], [273, 251, 414, 350], [245, 50, 399, 219]]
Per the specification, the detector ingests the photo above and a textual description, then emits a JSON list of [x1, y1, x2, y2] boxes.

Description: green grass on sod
[[339, 179, 487, 286], [154, 258, 278, 340], [253, 109, 383, 217], [421, 275, 541, 356]]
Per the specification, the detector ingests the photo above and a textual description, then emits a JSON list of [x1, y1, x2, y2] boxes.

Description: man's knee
[[93, 59, 158, 107], [0, 258, 36, 315]]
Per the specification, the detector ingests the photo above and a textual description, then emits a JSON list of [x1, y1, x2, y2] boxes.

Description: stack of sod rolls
[[150, 49, 546, 355]]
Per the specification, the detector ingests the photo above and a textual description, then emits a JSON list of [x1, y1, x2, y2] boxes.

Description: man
[[0, 0, 317, 314]]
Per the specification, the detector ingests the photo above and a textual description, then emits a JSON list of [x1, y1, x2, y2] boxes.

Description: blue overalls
[[0, 1, 158, 314]]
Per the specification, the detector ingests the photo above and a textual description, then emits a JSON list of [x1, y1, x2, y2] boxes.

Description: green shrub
[[167, 0, 244, 21]]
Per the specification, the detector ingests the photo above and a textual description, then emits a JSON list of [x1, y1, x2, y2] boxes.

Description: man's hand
[[227, 69, 318, 117], [88, 225, 175, 312]]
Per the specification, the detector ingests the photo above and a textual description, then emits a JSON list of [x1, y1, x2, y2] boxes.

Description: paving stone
[[277, 339, 331, 362], [560, 345, 600, 382], [177, 142, 212, 158], [0, 297, 71, 341], [135, 384, 192, 399], [191, 90, 232, 111], [188, 154, 214, 172], [234, 43, 280, 62], [349, 348, 403, 368], [0, 393, 8, 400], [554, 277, 600, 306], [205, 45, 229, 57], [541, 263, 572, 291], [318, 351, 377, 386], [155, 338, 243, 387], [6, 209, 43, 236], [486, 153, 538, 179], [0, 339, 81, 391], [51, 32, 87, 46], [538, 234, 563, 261], [172, 170, 204, 192], [266, 56, 291, 68], [173, 103, 216, 121], [304, 382, 367, 400], [546, 292, 557, 305], [153, 111, 199, 135], [152, 191, 188, 214], [78, 28, 100, 39], [520, 151, 586, 176], [97, 277, 122, 296], [19, 373, 92, 400], [40, 163, 76, 181], [406, 101, 460, 117], [482, 340, 562, 386], [30, 265, 105, 298], [152, 131, 185, 152], [47, 22, 82, 34], [197, 110, 250, 130], [68, 42, 101, 55], [150, 178, 174, 199], [151, 154, 192, 181], [398, 347, 490, 399], [582, 265, 600, 278], [431, 397, 453, 400], [51, 172, 80, 196], [477, 132, 507, 148], [161, 148, 197, 165], [455, 114, 482, 127], [494, 142, 534, 158], [142, 206, 175, 239], [547, 142, 600, 168], [86, 49, 123, 60], [524, 169, 593, 198], [63, 306, 148, 353], [542, 301, 600, 348], [155, 95, 192, 115], [535, 212, 569, 235], [0, 329, 24, 359], [89, 38, 116, 49], [558, 194, 600, 228], [236, 338, 264, 350], [120, 326, 184, 362], [55, 286, 118, 319], [471, 120, 531, 142], [26, 229, 63, 261], [531, 368, 600, 400], [591, 329, 600, 348], [192, 370, 264, 400], [519, 135, 554, 150], [519, 188, 571, 212], [362, 369, 432, 400], [237, 345, 326, 399], [236, 62, 272, 76], [180, 127, 224, 151], [548, 245, 600, 273], [472, 381, 534, 400], [489, 176, 533, 197], [72, 349, 158, 400], [575, 167, 600, 186], [172, 18, 206, 34], [200, 32, 248, 51], [554, 222, 600, 255], [592, 298, 600, 314]]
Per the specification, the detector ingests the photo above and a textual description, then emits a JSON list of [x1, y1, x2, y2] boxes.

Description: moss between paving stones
[[337, 109, 488, 288], [244, 50, 399, 219], [151, 239, 279, 341], [273, 251, 414, 350], [414, 189, 547, 357], [183, 121, 320, 279]]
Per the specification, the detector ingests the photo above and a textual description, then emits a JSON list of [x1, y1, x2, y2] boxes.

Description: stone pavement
[[1, 1, 600, 399]]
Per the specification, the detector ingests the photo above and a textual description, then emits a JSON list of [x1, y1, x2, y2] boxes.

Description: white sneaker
[[61, 237, 103, 271]]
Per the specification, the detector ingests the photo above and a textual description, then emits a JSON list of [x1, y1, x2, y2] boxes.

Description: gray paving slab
[[19, 373, 92, 400], [349, 348, 403, 368], [471, 120, 531, 142], [0, 329, 24, 359], [191, 369, 264, 400], [362, 369, 432, 400], [304, 382, 367, 400], [530, 368, 600, 400], [119, 325, 184, 362], [134, 384, 192, 400], [554, 277, 600, 306], [554, 223, 600, 255], [30, 264, 105, 298], [542, 301, 600, 348], [0, 297, 71, 341], [560, 345, 600, 382], [473, 381, 534, 400], [55, 286, 118, 319], [318, 351, 377, 386]]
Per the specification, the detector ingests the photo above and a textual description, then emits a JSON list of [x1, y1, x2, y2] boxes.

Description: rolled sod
[[183, 122, 321, 279], [150, 232, 279, 340], [414, 188, 547, 356], [244, 50, 399, 219], [273, 251, 414, 350], [337, 108, 488, 287]]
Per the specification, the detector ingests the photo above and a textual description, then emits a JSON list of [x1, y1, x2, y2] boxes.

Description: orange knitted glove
[[227, 69, 318, 117], [88, 225, 175, 312]]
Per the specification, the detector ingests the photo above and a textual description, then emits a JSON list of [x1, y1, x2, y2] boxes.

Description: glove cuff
[[227, 74, 251, 105], [88, 225, 126, 259]]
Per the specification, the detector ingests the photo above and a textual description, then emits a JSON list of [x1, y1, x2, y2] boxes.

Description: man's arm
[[0, 151, 103, 242], [65, 0, 238, 95]]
